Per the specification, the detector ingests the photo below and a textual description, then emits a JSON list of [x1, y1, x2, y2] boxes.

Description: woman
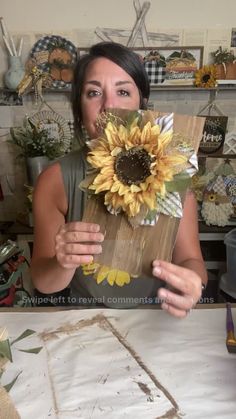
[[31, 42, 207, 317]]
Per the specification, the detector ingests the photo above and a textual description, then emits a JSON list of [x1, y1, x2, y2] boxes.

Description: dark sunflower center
[[202, 74, 210, 83], [115, 148, 151, 186]]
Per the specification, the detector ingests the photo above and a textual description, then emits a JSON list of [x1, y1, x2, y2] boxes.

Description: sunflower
[[87, 119, 186, 218], [81, 262, 131, 286], [194, 65, 217, 88]]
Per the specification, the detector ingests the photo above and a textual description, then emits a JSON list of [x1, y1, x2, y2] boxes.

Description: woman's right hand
[[55, 222, 104, 269]]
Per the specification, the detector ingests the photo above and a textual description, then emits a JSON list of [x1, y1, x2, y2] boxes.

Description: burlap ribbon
[[0, 386, 20, 419], [0, 354, 20, 419]]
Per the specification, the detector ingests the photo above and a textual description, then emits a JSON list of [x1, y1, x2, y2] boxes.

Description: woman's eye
[[87, 90, 101, 97], [118, 90, 130, 97]]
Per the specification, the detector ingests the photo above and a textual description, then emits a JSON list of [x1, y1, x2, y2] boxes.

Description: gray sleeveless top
[[59, 150, 163, 308]]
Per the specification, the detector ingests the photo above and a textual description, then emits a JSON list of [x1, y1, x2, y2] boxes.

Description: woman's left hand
[[152, 260, 202, 318]]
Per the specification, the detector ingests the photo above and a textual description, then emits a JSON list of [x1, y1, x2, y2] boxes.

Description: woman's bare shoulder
[[35, 162, 61, 191], [34, 162, 67, 215]]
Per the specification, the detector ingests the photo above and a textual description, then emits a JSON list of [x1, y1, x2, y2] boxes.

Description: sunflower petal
[[130, 184, 141, 193], [95, 265, 110, 284], [107, 270, 117, 286], [115, 270, 130, 286]]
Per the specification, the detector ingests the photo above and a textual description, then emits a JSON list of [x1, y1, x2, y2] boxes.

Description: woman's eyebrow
[[115, 81, 133, 86], [84, 80, 101, 86], [84, 80, 133, 86]]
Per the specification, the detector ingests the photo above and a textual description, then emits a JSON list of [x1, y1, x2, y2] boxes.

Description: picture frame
[[133, 46, 204, 85], [77, 46, 204, 86]]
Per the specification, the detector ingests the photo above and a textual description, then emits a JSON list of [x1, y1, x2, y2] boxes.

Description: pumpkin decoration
[[48, 41, 74, 83]]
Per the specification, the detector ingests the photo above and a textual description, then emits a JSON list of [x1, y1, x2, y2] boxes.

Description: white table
[[0, 305, 235, 419]]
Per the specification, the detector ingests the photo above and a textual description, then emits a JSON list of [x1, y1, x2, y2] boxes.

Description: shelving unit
[[1, 83, 235, 303], [1, 84, 236, 94], [149, 84, 236, 106], [150, 85, 236, 91]]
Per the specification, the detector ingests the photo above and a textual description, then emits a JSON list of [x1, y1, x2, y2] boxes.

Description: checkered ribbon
[[144, 62, 166, 85], [224, 176, 236, 204], [206, 175, 227, 196], [141, 192, 183, 226], [141, 113, 199, 225]]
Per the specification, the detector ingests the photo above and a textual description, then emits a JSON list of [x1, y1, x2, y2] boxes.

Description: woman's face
[[81, 57, 140, 138]]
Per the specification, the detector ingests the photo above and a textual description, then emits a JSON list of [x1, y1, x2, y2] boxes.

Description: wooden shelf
[[199, 221, 236, 235], [150, 85, 236, 92], [0, 87, 71, 94], [198, 153, 236, 159]]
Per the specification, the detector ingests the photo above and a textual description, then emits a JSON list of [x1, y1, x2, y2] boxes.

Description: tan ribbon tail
[[153, 111, 205, 154], [0, 386, 20, 419], [0, 357, 8, 371]]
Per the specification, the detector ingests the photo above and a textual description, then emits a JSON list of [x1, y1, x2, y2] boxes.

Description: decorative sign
[[38, 122, 60, 141], [0, 90, 22, 106], [199, 115, 228, 155], [134, 47, 203, 84], [29, 110, 72, 152]]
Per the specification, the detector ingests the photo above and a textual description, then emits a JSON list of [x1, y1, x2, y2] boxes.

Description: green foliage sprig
[[9, 118, 65, 160], [211, 46, 235, 64]]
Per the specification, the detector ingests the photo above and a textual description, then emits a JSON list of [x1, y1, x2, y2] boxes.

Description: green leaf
[[144, 209, 158, 223], [18, 347, 42, 354], [9, 118, 65, 159], [166, 172, 191, 192], [11, 329, 36, 345], [27, 119, 36, 130], [125, 111, 141, 128], [0, 340, 12, 362], [4, 371, 22, 392]]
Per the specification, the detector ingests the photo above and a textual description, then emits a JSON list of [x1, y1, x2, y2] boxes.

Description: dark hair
[[71, 42, 150, 139]]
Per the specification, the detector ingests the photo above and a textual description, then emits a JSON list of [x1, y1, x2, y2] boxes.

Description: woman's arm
[[172, 191, 208, 285], [30, 162, 104, 294], [152, 192, 208, 317]]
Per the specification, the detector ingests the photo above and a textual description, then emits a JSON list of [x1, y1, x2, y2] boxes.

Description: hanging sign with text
[[199, 115, 228, 155]]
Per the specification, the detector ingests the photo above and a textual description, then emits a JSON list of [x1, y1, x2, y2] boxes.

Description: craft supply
[[226, 303, 236, 353]]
